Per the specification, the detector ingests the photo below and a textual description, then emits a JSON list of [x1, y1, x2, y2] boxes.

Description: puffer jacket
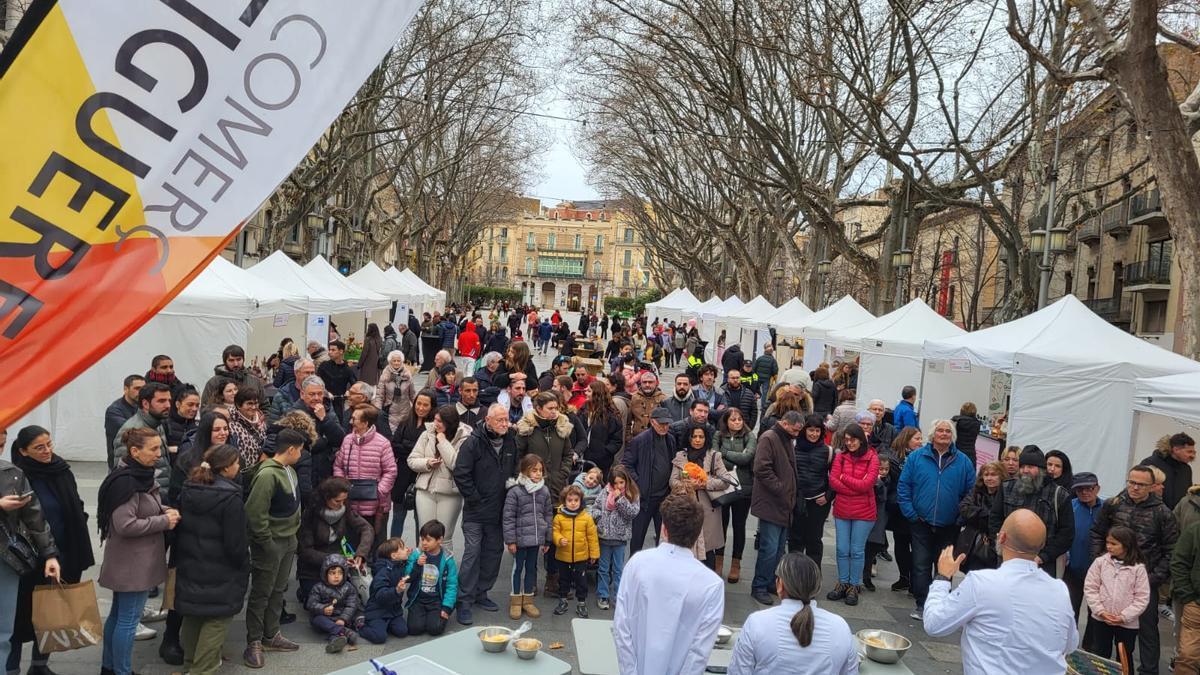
[[0, 461, 57, 575], [305, 555, 360, 623], [453, 424, 520, 525], [1084, 553, 1150, 629], [501, 480, 553, 548], [829, 448, 879, 521], [373, 366, 416, 433], [897, 443, 976, 528], [174, 476, 248, 618], [794, 436, 831, 501], [1090, 491, 1179, 586], [721, 383, 758, 429], [627, 390, 666, 438], [717, 430, 756, 496], [515, 412, 575, 500], [334, 428, 397, 516], [552, 506, 600, 563], [589, 485, 640, 543], [408, 424, 469, 495], [811, 378, 837, 416], [1172, 520, 1200, 605], [365, 557, 409, 621], [297, 507, 374, 582]]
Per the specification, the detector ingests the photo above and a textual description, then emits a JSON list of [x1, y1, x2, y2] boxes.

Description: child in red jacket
[[826, 424, 879, 607]]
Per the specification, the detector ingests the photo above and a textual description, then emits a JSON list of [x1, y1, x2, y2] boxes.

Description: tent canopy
[[726, 295, 777, 321], [398, 268, 447, 305], [1134, 373, 1200, 425], [162, 256, 308, 320], [775, 295, 873, 335], [702, 295, 744, 321], [303, 256, 391, 309], [828, 298, 964, 357], [750, 296, 812, 331], [348, 261, 422, 304], [248, 252, 345, 314]]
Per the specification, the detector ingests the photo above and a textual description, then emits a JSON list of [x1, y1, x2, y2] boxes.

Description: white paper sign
[[273, 314, 289, 328], [306, 314, 329, 347], [948, 358, 972, 373]]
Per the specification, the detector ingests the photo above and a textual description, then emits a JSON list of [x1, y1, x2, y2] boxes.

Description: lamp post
[[1036, 105, 1064, 309], [893, 180, 913, 308], [772, 265, 784, 304], [816, 258, 832, 308]]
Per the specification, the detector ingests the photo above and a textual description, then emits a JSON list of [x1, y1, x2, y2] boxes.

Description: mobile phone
[[17, 490, 34, 499], [705, 667, 727, 674]]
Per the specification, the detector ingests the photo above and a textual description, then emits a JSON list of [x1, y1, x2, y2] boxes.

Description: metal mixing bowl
[[715, 625, 733, 645], [477, 626, 512, 653], [856, 629, 911, 664], [514, 637, 542, 660]]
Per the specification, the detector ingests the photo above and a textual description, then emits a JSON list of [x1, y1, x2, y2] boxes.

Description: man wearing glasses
[[1064, 472, 1103, 651], [1090, 465, 1180, 675]]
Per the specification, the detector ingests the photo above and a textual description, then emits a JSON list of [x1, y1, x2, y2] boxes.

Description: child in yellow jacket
[[552, 484, 599, 618]]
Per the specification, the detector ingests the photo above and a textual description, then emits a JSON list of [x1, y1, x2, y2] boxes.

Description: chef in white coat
[[614, 493, 725, 674]]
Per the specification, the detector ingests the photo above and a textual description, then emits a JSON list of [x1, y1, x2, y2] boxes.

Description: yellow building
[[466, 200, 656, 311]]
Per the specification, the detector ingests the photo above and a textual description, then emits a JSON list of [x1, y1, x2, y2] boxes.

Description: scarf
[[536, 414, 557, 430], [560, 503, 582, 517], [517, 473, 545, 494], [144, 369, 180, 389], [97, 459, 157, 541], [686, 446, 708, 465], [795, 433, 826, 455], [12, 452, 95, 575], [322, 506, 345, 542]]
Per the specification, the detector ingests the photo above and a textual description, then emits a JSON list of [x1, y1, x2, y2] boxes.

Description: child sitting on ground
[[361, 538, 413, 644], [1085, 525, 1150, 663], [590, 465, 640, 611], [552, 485, 599, 618], [573, 466, 604, 509], [305, 554, 362, 654], [403, 520, 458, 636], [503, 455, 554, 619]]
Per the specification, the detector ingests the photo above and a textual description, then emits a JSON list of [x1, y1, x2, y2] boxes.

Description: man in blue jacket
[[896, 418, 975, 620], [893, 385, 919, 431]]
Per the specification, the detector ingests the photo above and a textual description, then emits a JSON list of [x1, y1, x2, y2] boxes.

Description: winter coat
[[0, 461, 58, 573], [622, 429, 677, 502], [671, 449, 736, 551], [720, 345, 745, 375], [273, 355, 298, 389], [399, 330, 420, 366], [826, 402, 859, 445], [174, 476, 249, 618], [365, 558, 408, 621], [959, 488, 998, 537], [663, 393, 695, 423], [305, 555, 360, 624], [408, 424, 469, 495], [502, 482, 554, 548], [627, 390, 666, 439], [951, 415, 982, 457], [990, 478, 1074, 575], [552, 507, 600, 563], [751, 424, 798, 528], [457, 322, 481, 359], [453, 424, 520, 525], [794, 437, 832, 501], [1142, 438, 1193, 509], [334, 428, 398, 517], [893, 399, 919, 431], [1084, 553, 1150, 629], [1175, 488, 1200, 538], [830, 448, 880, 521], [896, 443, 976, 528], [402, 548, 458, 610], [97, 481, 169, 593], [868, 479, 889, 546], [811, 378, 837, 416], [717, 430, 756, 497], [297, 507, 374, 582], [589, 485, 640, 543], [112, 411, 170, 494], [1090, 491, 1179, 586], [1172, 520, 1200, 606], [245, 457, 301, 542], [721, 384, 758, 429], [268, 382, 302, 423], [577, 408, 624, 477], [374, 366, 416, 434], [229, 408, 267, 472], [288, 400, 346, 489], [515, 412, 575, 501], [752, 354, 778, 389], [164, 411, 196, 450], [483, 328, 509, 357], [104, 397, 138, 457]]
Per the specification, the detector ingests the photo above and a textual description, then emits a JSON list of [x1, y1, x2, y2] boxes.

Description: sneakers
[[134, 623, 157, 641], [826, 583, 848, 602], [909, 608, 923, 621], [325, 634, 347, 654], [141, 606, 168, 623], [476, 595, 500, 612], [845, 585, 860, 606], [891, 577, 911, 592], [553, 599, 570, 615], [597, 597, 611, 611], [576, 601, 589, 618], [243, 641, 265, 669], [457, 605, 474, 626], [751, 590, 775, 606], [262, 632, 299, 652], [879, 550, 893, 562], [1161, 604, 1176, 621]]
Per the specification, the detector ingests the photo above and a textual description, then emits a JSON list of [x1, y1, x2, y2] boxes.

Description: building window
[[622, 269, 630, 285], [643, 250, 650, 265], [525, 257, 533, 275], [642, 270, 649, 284], [623, 250, 632, 266], [574, 234, 582, 250], [1142, 299, 1168, 333], [500, 227, 508, 239], [593, 260, 602, 278], [501, 266, 508, 280], [526, 232, 535, 249], [624, 228, 633, 243], [288, 223, 300, 243], [500, 245, 508, 263], [537, 256, 584, 277], [586, 212, 592, 220], [595, 234, 603, 251], [548, 233, 556, 249]]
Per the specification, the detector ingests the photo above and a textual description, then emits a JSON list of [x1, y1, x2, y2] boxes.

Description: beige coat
[[373, 365, 416, 433], [408, 423, 469, 494], [98, 486, 170, 593], [670, 449, 736, 554]]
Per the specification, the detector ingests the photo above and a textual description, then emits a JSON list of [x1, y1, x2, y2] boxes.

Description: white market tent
[[646, 287, 702, 325], [349, 262, 426, 331], [1130, 373, 1200, 479], [923, 295, 1200, 491], [775, 295, 874, 371], [724, 295, 777, 357], [385, 267, 442, 318], [682, 294, 723, 326], [249, 251, 347, 314], [700, 295, 744, 362], [753, 296, 813, 331], [17, 256, 310, 461], [826, 298, 965, 410], [303, 256, 392, 343], [398, 267, 447, 311]]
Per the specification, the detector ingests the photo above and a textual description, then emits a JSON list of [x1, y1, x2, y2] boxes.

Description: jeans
[[389, 505, 411, 538], [1138, 581, 1161, 675], [102, 590, 149, 675], [511, 546, 540, 595], [751, 520, 789, 594], [360, 616, 408, 644], [789, 498, 831, 566], [834, 518, 874, 585], [597, 543, 626, 600], [310, 615, 349, 637], [0, 564, 20, 671], [718, 498, 751, 559], [459, 521, 503, 607], [910, 520, 959, 609], [629, 496, 664, 554]]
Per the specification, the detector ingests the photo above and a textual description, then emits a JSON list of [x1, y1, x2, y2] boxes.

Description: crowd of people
[[0, 302, 1197, 675]]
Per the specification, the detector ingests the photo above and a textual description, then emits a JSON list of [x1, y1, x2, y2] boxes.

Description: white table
[[572, 618, 915, 674], [325, 627, 571, 675]]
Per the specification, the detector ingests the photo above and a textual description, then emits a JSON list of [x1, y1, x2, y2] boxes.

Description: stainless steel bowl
[[715, 625, 733, 645], [513, 637, 542, 660], [478, 626, 512, 653], [856, 629, 911, 664]]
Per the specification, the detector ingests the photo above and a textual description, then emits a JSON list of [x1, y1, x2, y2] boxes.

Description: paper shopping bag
[[32, 580, 102, 653], [163, 567, 176, 611]]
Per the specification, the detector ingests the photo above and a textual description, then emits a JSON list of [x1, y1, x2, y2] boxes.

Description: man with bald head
[[924, 509, 1078, 674]]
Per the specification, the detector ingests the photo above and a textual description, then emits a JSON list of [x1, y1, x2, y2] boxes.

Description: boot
[[522, 594, 541, 618], [509, 594, 522, 620], [714, 554, 724, 577], [727, 558, 741, 584], [543, 572, 560, 598]]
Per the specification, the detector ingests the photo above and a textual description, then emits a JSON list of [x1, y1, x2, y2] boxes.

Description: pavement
[[28, 309, 1179, 674]]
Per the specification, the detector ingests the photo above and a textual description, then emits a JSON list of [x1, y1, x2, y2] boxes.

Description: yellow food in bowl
[[482, 634, 509, 643], [515, 639, 540, 650]]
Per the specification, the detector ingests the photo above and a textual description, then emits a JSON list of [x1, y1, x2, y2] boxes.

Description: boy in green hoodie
[[243, 429, 305, 668]]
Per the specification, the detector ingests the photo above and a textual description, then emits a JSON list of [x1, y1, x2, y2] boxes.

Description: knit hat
[[1019, 445, 1045, 469]]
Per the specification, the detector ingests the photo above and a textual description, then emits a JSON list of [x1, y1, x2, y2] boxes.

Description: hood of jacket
[[180, 475, 241, 512], [516, 411, 573, 438], [320, 553, 351, 578]]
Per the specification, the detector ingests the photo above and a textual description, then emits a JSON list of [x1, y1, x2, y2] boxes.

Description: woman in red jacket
[[457, 320, 481, 375], [826, 423, 878, 607]]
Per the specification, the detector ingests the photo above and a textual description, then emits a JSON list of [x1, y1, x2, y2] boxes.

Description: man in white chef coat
[[614, 494, 725, 674]]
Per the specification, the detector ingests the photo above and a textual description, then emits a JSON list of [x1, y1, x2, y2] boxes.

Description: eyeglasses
[[1126, 480, 1152, 489]]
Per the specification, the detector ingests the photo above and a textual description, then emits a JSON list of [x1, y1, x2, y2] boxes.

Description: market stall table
[[571, 618, 913, 674], [325, 627, 571, 675], [576, 358, 605, 375]]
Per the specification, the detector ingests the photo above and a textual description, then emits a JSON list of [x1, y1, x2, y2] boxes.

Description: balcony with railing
[[1076, 219, 1101, 243], [1129, 188, 1164, 226], [1083, 296, 1132, 325], [1124, 258, 1172, 290], [1101, 204, 1130, 237]]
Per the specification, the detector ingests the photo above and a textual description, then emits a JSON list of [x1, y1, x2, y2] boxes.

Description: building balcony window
[[1101, 204, 1130, 237], [1124, 258, 1172, 289], [1082, 296, 1131, 325], [1076, 220, 1101, 244], [1130, 188, 1164, 226]]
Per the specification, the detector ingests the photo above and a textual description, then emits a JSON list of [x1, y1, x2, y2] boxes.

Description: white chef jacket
[[613, 543, 725, 675], [924, 558, 1079, 675], [728, 599, 859, 675]]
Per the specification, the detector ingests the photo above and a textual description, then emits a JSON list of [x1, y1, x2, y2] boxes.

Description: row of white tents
[[648, 288, 1200, 492], [20, 253, 446, 460]]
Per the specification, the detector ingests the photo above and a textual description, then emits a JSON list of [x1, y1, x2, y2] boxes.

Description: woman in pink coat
[[334, 404, 397, 542], [826, 424, 879, 607]]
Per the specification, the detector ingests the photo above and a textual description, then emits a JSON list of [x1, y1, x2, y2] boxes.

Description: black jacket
[[164, 411, 196, 449], [989, 478, 1074, 576], [720, 345, 745, 375], [793, 436, 831, 500], [317, 359, 358, 398], [721, 383, 758, 429], [400, 330, 420, 365], [296, 507, 374, 582], [811, 379, 837, 416], [622, 428, 677, 501], [288, 400, 346, 489], [576, 409, 624, 477], [483, 328, 509, 356], [952, 415, 982, 459], [174, 476, 249, 617], [1091, 491, 1180, 586], [453, 423, 519, 524], [1142, 450, 1193, 510], [104, 397, 137, 458]]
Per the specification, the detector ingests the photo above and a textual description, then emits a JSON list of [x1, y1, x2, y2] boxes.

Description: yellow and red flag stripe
[[0, 0, 421, 426]]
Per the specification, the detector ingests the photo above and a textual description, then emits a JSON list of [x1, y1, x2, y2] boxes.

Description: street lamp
[[772, 266, 784, 304]]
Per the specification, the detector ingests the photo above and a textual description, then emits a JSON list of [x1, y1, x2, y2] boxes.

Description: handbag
[[341, 442, 379, 503], [0, 518, 39, 576], [32, 580, 103, 653], [954, 524, 998, 571], [706, 453, 743, 506], [403, 483, 417, 511]]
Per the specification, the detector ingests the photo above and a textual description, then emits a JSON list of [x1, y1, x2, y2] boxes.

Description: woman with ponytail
[[728, 553, 858, 674], [174, 444, 248, 675]]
